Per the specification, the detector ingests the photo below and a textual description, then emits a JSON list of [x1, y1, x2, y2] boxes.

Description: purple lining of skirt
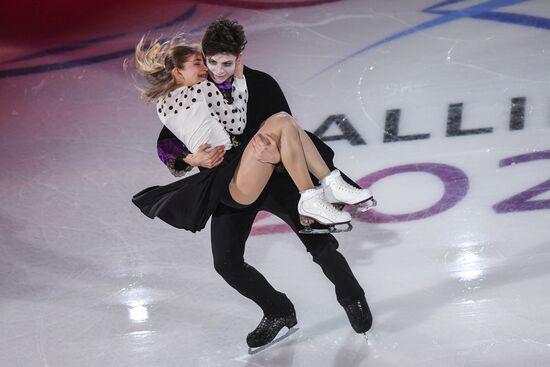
[[157, 138, 188, 166]]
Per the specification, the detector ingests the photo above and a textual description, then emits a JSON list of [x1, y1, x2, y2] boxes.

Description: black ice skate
[[342, 297, 373, 334], [246, 308, 298, 349]]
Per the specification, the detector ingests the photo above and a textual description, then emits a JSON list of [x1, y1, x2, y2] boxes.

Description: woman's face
[[206, 53, 237, 83], [176, 53, 208, 86]]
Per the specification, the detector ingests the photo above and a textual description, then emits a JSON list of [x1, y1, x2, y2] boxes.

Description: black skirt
[[132, 144, 246, 233]]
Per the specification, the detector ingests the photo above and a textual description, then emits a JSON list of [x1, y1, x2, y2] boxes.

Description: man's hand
[[251, 133, 280, 165], [234, 52, 244, 79], [185, 144, 225, 168]]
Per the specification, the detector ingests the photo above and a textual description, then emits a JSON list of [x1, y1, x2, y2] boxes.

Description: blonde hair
[[126, 35, 201, 101]]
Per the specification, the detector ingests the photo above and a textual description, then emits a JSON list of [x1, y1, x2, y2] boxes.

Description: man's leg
[[260, 173, 365, 304], [211, 202, 297, 347], [210, 203, 293, 315], [260, 172, 372, 332]]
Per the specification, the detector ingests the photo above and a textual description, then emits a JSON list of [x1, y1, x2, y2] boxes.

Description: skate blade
[[332, 198, 377, 216], [298, 222, 353, 235], [350, 198, 377, 215], [247, 327, 300, 355], [299, 214, 351, 228]]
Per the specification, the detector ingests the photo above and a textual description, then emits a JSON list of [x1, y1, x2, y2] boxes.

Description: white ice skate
[[321, 170, 377, 215], [298, 187, 352, 234]]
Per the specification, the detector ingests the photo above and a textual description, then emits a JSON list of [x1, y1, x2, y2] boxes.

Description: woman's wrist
[[182, 153, 195, 167]]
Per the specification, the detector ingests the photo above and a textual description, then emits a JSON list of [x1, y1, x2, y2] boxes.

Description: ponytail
[[126, 35, 201, 101]]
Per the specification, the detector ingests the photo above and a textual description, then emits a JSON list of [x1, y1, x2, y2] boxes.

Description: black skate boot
[[246, 306, 297, 348], [342, 297, 372, 334]]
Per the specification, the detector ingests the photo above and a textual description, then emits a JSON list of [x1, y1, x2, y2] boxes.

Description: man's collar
[[209, 76, 233, 90], [215, 81, 233, 90]]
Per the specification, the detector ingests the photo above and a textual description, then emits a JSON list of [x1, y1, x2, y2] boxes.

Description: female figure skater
[[132, 36, 372, 231]]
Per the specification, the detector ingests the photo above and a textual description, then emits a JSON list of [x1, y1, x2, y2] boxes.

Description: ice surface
[[1, 0, 549, 366]]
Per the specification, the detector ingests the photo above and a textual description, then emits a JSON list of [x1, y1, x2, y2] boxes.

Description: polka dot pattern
[[155, 79, 248, 152]]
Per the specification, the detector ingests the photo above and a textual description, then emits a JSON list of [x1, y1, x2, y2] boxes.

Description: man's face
[[206, 53, 237, 83]]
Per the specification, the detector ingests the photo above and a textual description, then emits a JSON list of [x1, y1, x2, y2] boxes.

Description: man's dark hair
[[202, 17, 247, 56]]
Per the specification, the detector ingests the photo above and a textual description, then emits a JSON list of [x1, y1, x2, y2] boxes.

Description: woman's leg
[[290, 116, 374, 208], [229, 112, 316, 205], [296, 121, 331, 181]]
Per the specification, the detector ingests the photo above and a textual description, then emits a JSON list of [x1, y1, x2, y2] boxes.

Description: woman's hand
[[234, 52, 244, 80], [251, 133, 280, 165], [185, 144, 225, 168]]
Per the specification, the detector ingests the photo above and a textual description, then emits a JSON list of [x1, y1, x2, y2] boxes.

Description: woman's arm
[[157, 135, 193, 177], [183, 144, 226, 169], [226, 54, 248, 131], [157, 126, 225, 175], [158, 82, 234, 153], [200, 79, 248, 135]]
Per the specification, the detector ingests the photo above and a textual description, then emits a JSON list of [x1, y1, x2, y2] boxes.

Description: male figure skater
[[156, 18, 372, 348]]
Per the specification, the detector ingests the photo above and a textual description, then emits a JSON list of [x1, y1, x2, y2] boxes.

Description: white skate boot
[[298, 187, 352, 234], [322, 170, 377, 215]]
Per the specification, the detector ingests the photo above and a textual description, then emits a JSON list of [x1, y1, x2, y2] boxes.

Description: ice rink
[[1, 0, 550, 366]]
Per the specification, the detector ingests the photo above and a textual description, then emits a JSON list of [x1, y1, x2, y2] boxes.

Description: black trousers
[[210, 170, 365, 315]]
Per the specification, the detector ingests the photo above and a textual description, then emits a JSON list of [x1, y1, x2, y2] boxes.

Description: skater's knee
[[265, 112, 297, 130], [272, 111, 292, 121], [308, 238, 339, 263], [213, 258, 244, 278]]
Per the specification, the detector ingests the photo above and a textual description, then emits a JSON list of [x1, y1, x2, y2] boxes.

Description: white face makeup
[[206, 53, 237, 83]]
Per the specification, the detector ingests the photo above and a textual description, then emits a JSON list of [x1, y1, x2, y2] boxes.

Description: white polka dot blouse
[[157, 77, 248, 153]]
